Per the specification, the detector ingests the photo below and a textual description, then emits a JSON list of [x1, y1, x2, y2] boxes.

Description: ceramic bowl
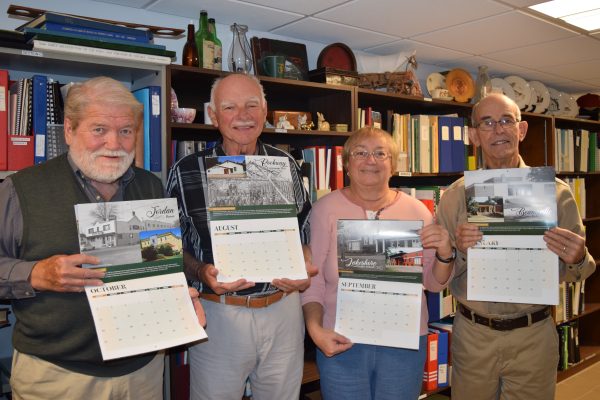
[[172, 107, 196, 123]]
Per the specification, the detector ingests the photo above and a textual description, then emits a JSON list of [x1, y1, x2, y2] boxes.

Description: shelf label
[[21, 50, 43, 57]]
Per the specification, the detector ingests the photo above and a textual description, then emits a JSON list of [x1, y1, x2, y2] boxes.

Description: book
[[429, 328, 449, 388], [23, 26, 164, 49], [437, 116, 454, 173], [133, 86, 162, 172], [335, 219, 424, 349], [74, 198, 207, 360], [423, 330, 439, 391], [32, 40, 172, 65], [0, 69, 8, 170], [42, 21, 151, 43], [25, 30, 175, 58], [17, 11, 153, 42], [31, 74, 48, 164]]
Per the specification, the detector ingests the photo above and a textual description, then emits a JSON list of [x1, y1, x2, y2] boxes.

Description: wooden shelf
[[557, 345, 600, 381]]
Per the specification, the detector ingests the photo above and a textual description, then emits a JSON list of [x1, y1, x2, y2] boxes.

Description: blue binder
[[31, 74, 47, 164], [132, 86, 161, 172]]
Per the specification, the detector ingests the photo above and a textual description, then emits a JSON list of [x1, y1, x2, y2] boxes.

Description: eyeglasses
[[476, 117, 519, 132], [350, 150, 390, 161]]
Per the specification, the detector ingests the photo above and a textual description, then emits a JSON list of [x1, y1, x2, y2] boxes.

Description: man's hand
[[30, 254, 105, 292], [544, 227, 586, 264], [420, 223, 453, 258], [272, 245, 316, 293], [188, 287, 206, 327], [201, 263, 255, 294], [455, 223, 483, 253]]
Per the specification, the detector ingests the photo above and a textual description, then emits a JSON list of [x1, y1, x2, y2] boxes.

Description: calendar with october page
[[464, 167, 559, 305], [206, 155, 307, 283], [75, 198, 207, 360], [334, 219, 424, 349]]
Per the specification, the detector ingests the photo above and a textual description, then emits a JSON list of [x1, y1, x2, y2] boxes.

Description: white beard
[[71, 148, 135, 183]]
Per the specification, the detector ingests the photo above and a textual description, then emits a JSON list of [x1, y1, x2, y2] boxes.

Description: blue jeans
[[316, 336, 427, 400]]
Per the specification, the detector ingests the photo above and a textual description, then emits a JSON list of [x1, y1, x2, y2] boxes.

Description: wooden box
[[309, 67, 359, 86]]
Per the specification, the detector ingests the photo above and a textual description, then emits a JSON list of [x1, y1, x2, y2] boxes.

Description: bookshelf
[[165, 66, 600, 395], [0, 46, 168, 181]]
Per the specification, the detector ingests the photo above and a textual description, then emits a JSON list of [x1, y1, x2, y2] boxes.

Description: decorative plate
[[490, 78, 516, 102], [426, 72, 446, 97], [317, 42, 357, 72], [504, 75, 531, 111], [547, 87, 563, 116], [528, 81, 550, 114], [445, 68, 475, 103], [564, 94, 579, 117]]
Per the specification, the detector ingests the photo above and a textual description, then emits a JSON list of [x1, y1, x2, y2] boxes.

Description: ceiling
[[94, 0, 600, 94]]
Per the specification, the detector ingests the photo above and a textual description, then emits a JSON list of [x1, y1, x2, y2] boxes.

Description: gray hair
[[208, 74, 267, 112]]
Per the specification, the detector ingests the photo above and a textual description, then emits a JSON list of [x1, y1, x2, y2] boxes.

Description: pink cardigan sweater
[[301, 189, 448, 336]]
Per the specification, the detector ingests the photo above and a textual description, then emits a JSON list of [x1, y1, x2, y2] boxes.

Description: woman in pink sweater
[[301, 127, 454, 400]]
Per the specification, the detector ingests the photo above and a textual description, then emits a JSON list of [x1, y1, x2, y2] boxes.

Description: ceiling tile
[[497, 0, 544, 7], [92, 0, 152, 7], [315, 0, 510, 37], [365, 39, 471, 64], [271, 17, 398, 49], [148, 0, 303, 31], [414, 10, 576, 55], [543, 60, 600, 80], [239, 0, 348, 15], [485, 36, 600, 68]]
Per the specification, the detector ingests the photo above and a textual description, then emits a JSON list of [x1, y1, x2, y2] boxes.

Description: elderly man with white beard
[[0, 76, 204, 399]]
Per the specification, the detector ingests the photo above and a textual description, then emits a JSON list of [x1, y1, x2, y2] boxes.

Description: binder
[[32, 74, 48, 164], [429, 328, 449, 388], [329, 146, 344, 190], [450, 117, 466, 172], [133, 86, 161, 171], [0, 69, 8, 170], [7, 135, 34, 170], [423, 330, 439, 391], [437, 116, 454, 173]]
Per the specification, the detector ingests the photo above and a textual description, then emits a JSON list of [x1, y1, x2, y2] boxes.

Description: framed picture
[[251, 37, 309, 81]]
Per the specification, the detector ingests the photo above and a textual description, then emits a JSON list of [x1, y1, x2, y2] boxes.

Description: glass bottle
[[195, 10, 214, 69], [228, 23, 253, 73], [182, 22, 199, 67], [208, 18, 222, 71], [473, 65, 492, 103]]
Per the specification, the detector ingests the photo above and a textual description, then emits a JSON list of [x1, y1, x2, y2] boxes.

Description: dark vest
[[10, 154, 164, 377]]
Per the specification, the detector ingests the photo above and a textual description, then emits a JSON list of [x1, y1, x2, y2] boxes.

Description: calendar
[[207, 155, 307, 283], [75, 199, 207, 360], [334, 219, 424, 349], [464, 167, 559, 305]]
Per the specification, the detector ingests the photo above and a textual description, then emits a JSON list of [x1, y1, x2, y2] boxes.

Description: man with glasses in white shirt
[[436, 93, 595, 400]]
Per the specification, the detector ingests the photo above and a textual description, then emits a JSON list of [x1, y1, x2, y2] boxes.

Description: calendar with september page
[[206, 155, 307, 283], [334, 219, 424, 349], [74, 198, 207, 360], [464, 167, 559, 305]]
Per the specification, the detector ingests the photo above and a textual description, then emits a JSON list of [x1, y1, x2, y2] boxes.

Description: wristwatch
[[435, 247, 457, 263]]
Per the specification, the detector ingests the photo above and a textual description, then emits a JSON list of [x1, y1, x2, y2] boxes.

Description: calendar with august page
[[464, 167, 559, 305], [74, 198, 207, 360], [206, 155, 307, 283], [334, 219, 424, 349]]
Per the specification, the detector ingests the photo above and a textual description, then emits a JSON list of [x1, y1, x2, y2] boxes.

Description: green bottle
[[208, 18, 222, 71], [195, 10, 214, 69]]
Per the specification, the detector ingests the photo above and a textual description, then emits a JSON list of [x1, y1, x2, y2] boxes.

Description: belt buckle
[[245, 295, 252, 308], [490, 317, 511, 331]]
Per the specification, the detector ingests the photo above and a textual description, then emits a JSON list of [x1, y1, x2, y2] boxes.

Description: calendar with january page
[[334, 219, 424, 349], [464, 167, 559, 305], [74, 198, 207, 360], [206, 155, 307, 283]]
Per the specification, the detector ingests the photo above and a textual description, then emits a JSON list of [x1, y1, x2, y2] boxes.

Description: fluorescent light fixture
[[530, 0, 600, 31]]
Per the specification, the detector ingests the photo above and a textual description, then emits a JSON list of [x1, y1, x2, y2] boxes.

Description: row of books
[[358, 109, 475, 174], [554, 129, 600, 173], [557, 321, 580, 371], [301, 146, 344, 202], [423, 322, 451, 392], [12, 11, 175, 65], [0, 70, 65, 171], [563, 177, 586, 219], [555, 281, 585, 324], [0, 69, 162, 172]]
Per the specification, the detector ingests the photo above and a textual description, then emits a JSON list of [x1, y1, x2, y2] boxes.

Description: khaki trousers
[[451, 311, 559, 400], [10, 350, 164, 400]]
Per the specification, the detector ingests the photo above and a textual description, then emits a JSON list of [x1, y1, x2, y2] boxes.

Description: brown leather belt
[[458, 303, 551, 331], [199, 291, 285, 308]]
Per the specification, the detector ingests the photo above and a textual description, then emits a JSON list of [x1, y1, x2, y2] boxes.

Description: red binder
[[0, 69, 8, 170], [7, 135, 34, 171], [422, 330, 439, 391]]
